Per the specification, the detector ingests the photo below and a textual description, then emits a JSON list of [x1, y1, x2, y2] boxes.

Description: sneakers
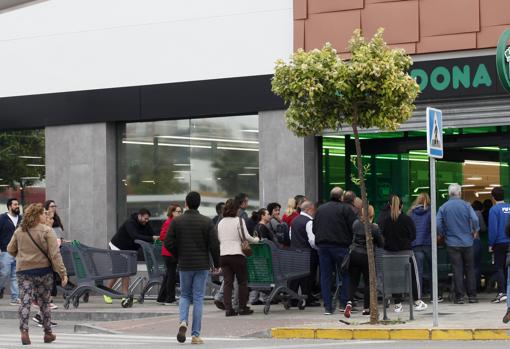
[[238, 306, 254, 316], [9, 299, 20, 306], [32, 314, 58, 327], [103, 295, 113, 304], [491, 293, 507, 303], [362, 309, 370, 316], [225, 309, 238, 317], [49, 303, 58, 310], [394, 303, 403, 313], [344, 302, 352, 318], [177, 321, 187, 343], [413, 300, 428, 311], [437, 296, 444, 303], [454, 298, 465, 304], [503, 309, 510, 324], [324, 308, 333, 315], [191, 336, 204, 344], [468, 297, 478, 304], [214, 300, 225, 310]]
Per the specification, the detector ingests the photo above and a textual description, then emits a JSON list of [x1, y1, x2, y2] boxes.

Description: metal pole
[[430, 157, 439, 327]]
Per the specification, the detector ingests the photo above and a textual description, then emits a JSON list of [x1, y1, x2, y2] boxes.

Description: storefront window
[[0, 129, 46, 209], [118, 115, 259, 228]]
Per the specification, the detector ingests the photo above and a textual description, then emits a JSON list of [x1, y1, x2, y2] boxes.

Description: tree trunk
[[352, 110, 379, 324]]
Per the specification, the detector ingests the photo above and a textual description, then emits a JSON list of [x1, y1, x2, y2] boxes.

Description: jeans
[[413, 245, 432, 296], [179, 269, 208, 337], [493, 244, 509, 294], [447, 246, 476, 299], [318, 244, 349, 312], [0, 252, 19, 301]]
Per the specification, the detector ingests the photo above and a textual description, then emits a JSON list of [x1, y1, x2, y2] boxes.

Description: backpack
[[273, 221, 290, 246]]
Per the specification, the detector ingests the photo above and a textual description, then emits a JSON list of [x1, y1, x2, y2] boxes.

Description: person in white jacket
[[217, 199, 259, 317]]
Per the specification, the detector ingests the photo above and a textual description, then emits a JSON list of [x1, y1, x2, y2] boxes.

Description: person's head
[[294, 194, 306, 212], [330, 187, 343, 202], [235, 193, 249, 209], [472, 200, 483, 211], [353, 197, 363, 213], [44, 200, 58, 214], [185, 191, 201, 210], [413, 192, 431, 208], [222, 199, 240, 218], [137, 208, 151, 225], [343, 191, 356, 205], [491, 186, 505, 202], [300, 200, 316, 217], [21, 203, 45, 231], [267, 202, 281, 218], [483, 198, 493, 211], [361, 205, 375, 223], [390, 195, 403, 221], [167, 203, 182, 218], [257, 208, 270, 224], [215, 202, 225, 216], [284, 198, 296, 216], [45, 210, 55, 227], [448, 183, 462, 198], [7, 198, 20, 216]]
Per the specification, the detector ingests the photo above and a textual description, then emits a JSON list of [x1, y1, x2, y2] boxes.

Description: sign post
[[426, 107, 443, 327]]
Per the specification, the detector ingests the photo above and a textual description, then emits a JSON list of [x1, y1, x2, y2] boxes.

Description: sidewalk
[[0, 293, 509, 340]]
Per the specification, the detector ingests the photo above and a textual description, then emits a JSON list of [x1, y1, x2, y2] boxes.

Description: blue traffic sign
[[426, 107, 443, 158]]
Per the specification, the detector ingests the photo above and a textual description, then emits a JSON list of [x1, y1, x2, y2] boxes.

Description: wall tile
[[477, 25, 510, 48], [420, 0, 479, 37], [366, 0, 411, 3], [294, 0, 307, 20], [294, 20, 305, 50], [480, 0, 510, 27], [305, 10, 361, 52], [308, 0, 363, 14], [417, 33, 477, 53], [388, 42, 417, 54], [362, 0, 418, 44]]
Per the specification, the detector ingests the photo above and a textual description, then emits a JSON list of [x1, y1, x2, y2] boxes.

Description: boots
[[20, 329, 31, 345], [44, 330, 56, 343]]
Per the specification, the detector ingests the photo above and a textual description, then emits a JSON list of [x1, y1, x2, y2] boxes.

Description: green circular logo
[[496, 28, 510, 93]]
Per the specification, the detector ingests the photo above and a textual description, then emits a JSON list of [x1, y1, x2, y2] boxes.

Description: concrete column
[[258, 110, 319, 207], [45, 123, 117, 247]]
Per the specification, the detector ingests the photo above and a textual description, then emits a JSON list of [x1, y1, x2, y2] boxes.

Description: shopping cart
[[135, 239, 166, 303]]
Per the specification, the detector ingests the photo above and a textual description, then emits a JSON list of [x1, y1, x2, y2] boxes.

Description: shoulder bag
[[238, 217, 253, 257]]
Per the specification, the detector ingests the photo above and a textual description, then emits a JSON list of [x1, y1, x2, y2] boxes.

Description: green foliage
[[272, 28, 420, 134]]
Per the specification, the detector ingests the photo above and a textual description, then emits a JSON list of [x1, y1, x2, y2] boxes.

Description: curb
[[0, 309, 172, 322], [271, 328, 510, 340], [74, 323, 121, 335]]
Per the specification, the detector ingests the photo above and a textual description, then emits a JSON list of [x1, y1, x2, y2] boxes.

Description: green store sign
[[496, 28, 510, 94]]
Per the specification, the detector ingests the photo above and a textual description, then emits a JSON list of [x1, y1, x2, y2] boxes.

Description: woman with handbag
[[217, 199, 259, 317], [7, 203, 68, 345]]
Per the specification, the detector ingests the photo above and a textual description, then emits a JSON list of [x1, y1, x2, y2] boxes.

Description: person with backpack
[[267, 202, 290, 247]]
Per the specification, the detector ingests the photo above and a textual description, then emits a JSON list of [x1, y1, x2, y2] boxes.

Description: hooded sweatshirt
[[410, 205, 431, 247], [488, 202, 510, 247]]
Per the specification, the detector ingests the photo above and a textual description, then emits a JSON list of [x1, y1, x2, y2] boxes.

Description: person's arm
[[242, 219, 259, 243], [488, 208, 497, 247], [436, 207, 444, 237], [6, 229, 18, 257], [165, 220, 178, 259], [306, 220, 317, 249], [208, 221, 220, 268], [372, 224, 384, 248], [125, 220, 153, 243]]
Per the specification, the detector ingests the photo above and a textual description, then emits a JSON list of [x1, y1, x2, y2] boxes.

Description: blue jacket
[[437, 197, 479, 247], [488, 202, 510, 246], [0, 212, 21, 251], [410, 205, 431, 247]]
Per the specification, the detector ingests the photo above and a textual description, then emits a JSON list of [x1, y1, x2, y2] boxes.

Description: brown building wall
[[295, 0, 510, 54]]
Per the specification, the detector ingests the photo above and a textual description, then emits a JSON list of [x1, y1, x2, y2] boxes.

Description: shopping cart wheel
[[64, 300, 70, 310], [137, 296, 144, 304], [298, 299, 306, 310], [121, 296, 134, 308], [82, 292, 89, 303], [283, 301, 290, 310], [263, 303, 270, 315], [72, 297, 80, 308]]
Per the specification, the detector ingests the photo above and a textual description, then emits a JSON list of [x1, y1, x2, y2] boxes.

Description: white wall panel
[[0, 0, 292, 97]]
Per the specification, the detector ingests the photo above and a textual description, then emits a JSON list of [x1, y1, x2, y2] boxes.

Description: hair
[[409, 192, 431, 213], [491, 186, 505, 201], [390, 195, 402, 221], [7, 198, 18, 209], [166, 203, 181, 217], [185, 191, 201, 210], [354, 197, 363, 210], [294, 194, 306, 212], [138, 208, 152, 216], [223, 199, 239, 218], [343, 191, 356, 204], [43, 199, 63, 229], [21, 203, 44, 231], [361, 205, 375, 223], [471, 200, 483, 211], [250, 210, 259, 222], [267, 202, 281, 215], [257, 208, 269, 222], [235, 193, 248, 206], [482, 199, 493, 211], [284, 198, 296, 216], [448, 183, 462, 198], [215, 202, 225, 215], [45, 210, 55, 227], [330, 187, 343, 201], [300, 200, 314, 211]]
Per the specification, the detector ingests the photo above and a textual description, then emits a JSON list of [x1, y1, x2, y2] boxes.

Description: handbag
[[238, 217, 252, 257]]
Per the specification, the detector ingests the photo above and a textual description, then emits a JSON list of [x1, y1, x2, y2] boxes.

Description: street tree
[[272, 28, 420, 323]]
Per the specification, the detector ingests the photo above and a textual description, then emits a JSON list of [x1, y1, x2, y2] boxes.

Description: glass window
[[118, 115, 259, 227], [0, 129, 46, 209]]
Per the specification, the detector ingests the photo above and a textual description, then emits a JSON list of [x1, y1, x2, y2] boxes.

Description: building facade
[[1, 0, 510, 247]]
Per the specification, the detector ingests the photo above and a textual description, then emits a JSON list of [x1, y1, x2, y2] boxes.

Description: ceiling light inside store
[[174, 164, 190, 167], [238, 173, 257, 176], [18, 155, 42, 159], [157, 135, 258, 144], [489, 184, 501, 187], [123, 140, 153, 146], [26, 164, 45, 167], [159, 142, 211, 149], [141, 180, 155, 184], [485, 187, 494, 190], [0, 184, 9, 187], [242, 129, 259, 133], [20, 177, 39, 180], [466, 177, 482, 181], [464, 160, 500, 167], [461, 184, 476, 187], [475, 191, 491, 197], [217, 146, 258, 152], [244, 167, 259, 170]]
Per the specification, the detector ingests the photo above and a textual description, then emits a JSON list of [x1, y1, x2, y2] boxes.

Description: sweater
[[164, 209, 220, 271], [217, 217, 259, 256], [488, 202, 510, 246], [7, 224, 67, 280], [282, 211, 299, 226], [382, 213, 416, 252], [0, 212, 21, 251], [313, 200, 357, 247], [410, 205, 432, 247], [159, 216, 174, 257], [110, 213, 154, 251]]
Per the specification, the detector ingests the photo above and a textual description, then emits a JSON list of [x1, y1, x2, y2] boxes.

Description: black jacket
[[110, 213, 154, 251], [352, 220, 384, 254], [0, 213, 21, 251], [165, 209, 220, 271], [313, 200, 357, 247], [382, 213, 416, 251]]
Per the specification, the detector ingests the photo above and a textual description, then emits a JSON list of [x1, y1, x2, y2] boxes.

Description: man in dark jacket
[[165, 191, 220, 345], [0, 198, 21, 305], [104, 208, 157, 303], [313, 187, 357, 315]]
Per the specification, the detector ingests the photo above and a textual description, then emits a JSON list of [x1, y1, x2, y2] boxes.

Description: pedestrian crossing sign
[[426, 107, 443, 158]]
